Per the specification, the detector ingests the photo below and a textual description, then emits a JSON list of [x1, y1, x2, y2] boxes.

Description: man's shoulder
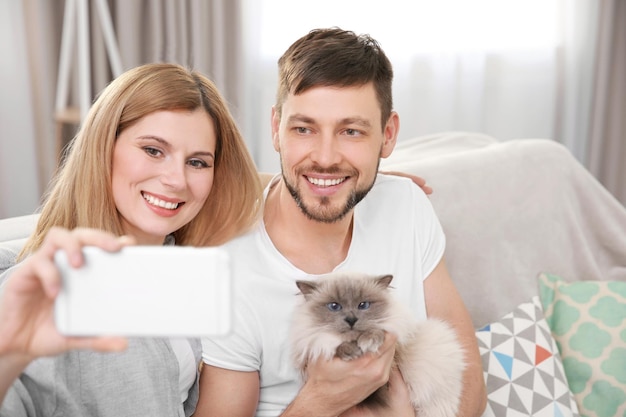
[[219, 221, 264, 252], [370, 174, 423, 198], [356, 174, 431, 219]]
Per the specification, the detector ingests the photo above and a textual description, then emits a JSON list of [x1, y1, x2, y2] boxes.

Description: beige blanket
[[381, 133, 626, 327]]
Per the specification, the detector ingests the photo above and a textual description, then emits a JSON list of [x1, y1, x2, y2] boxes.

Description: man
[[196, 28, 487, 417]]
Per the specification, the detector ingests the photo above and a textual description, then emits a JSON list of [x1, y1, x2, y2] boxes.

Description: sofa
[[1, 132, 625, 416]]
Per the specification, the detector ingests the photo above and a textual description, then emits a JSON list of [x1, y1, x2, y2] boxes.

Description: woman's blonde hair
[[19, 63, 262, 259]]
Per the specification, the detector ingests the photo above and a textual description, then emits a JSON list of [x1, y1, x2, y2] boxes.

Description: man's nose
[[310, 134, 341, 167]]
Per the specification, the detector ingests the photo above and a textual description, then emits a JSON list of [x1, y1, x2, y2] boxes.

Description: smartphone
[[54, 245, 231, 337]]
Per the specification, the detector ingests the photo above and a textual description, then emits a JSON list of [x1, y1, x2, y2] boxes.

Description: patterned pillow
[[538, 273, 626, 417], [476, 296, 580, 416]]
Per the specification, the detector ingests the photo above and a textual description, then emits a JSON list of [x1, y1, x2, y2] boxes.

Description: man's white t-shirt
[[202, 174, 446, 417]]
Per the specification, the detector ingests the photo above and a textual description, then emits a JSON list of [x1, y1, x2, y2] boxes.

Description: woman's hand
[[380, 171, 432, 195], [0, 227, 134, 360]]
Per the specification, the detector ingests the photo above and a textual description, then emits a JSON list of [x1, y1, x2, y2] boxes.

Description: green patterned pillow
[[538, 273, 626, 417]]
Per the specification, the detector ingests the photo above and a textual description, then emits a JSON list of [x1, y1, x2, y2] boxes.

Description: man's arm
[[424, 259, 487, 417], [194, 366, 260, 416], [194, 335, 401, 417], [281, 334, 397, 417]]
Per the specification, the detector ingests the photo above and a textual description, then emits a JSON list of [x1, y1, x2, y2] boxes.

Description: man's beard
[[281, 161, 379, 224]]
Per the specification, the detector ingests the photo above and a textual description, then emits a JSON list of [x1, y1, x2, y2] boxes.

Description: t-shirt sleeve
[[201, 289, 262, 372], [412, 183, 446, 279]]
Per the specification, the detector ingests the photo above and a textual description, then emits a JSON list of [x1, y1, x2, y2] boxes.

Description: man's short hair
[[276, 27, 394, 130]]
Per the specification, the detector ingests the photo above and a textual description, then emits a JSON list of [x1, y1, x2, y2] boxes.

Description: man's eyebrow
[[286, 114, 315, 124], [341, 117, 371, 128], [286, 115, 372, 127]]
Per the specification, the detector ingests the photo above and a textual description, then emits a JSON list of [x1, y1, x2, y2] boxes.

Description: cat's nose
[[344, 315, 358, 328]]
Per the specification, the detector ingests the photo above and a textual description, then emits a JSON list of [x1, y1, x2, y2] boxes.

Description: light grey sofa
[[0, 213, 38, 275]]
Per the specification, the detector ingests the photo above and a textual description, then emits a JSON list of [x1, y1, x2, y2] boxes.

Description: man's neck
[[263, 180, 353, 274]]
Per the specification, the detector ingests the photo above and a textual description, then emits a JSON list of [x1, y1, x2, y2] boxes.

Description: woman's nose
[[160, 161, 186, 189]]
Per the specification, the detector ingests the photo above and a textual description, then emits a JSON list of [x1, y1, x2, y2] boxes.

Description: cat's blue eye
[[326, 302, 342, 311], [358, 301, 371, 310]]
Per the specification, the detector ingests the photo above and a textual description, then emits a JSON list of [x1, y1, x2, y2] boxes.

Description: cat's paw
[[357, 329, 385, 353], [336, 341, 363, 360]]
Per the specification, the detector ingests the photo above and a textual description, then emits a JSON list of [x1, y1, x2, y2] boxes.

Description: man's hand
[[281, 333, 398, 417], [339, 366, 415, 417]]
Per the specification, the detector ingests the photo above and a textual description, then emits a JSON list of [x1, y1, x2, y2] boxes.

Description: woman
[[0, 63, 262, 416]]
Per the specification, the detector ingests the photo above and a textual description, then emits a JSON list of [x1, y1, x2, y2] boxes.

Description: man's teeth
[[142, 193, 180, 210], [306, 177, 345, 187]]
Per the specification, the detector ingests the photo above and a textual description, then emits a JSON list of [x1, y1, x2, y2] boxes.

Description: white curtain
[[0, 0, 59, 218]]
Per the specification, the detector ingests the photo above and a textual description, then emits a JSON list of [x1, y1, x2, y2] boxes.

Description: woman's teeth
[[142, 193, 180, 210]]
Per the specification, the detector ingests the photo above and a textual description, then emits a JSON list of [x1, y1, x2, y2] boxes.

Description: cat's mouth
[[305, 176, 347, 187]]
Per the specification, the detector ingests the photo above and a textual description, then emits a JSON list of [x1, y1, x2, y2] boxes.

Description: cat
[[290, 271, 465, 417]]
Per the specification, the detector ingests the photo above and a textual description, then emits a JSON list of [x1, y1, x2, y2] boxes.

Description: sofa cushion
[[538, 273, 626, 417], [476, 296, 580, 417]]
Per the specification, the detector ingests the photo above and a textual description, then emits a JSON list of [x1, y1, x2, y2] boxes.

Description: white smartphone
[[54, 245, 231, 337]]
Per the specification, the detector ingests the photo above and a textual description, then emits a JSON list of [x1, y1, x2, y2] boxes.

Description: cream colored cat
[[290, 272, 465, 417]]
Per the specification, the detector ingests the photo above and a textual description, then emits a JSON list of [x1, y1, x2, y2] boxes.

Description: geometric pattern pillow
[[477, 296, 580, 416], [538, 273, 626, 417]]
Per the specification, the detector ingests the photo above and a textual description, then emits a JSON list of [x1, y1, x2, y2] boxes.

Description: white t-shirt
[[202, 174, 446, 417]]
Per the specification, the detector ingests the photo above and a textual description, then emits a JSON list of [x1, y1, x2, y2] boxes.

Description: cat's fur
[[290, 272, 465, 417]]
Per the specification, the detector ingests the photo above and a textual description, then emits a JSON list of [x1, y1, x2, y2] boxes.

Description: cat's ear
[[376, 274, 394, 288], [296, 280, 318, 296]]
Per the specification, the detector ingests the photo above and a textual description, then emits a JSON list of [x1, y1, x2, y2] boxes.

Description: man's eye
[[295, 127, 310, 134], [345, 129, 361, 136]]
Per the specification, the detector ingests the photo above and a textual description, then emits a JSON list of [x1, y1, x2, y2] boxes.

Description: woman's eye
[[358, 301, 370, 310], [188, 159, 210, 169], [144, 146, 162, 157], [326, 302, 342, 312]]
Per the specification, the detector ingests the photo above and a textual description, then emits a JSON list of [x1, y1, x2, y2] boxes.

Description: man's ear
[[271, 106, 281, 152], [381, 111, 399, 158]]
